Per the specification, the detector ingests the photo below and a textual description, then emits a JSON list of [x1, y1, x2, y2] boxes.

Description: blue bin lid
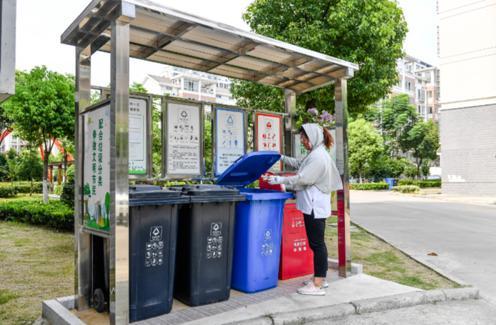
[[216, 151, 281, 187]]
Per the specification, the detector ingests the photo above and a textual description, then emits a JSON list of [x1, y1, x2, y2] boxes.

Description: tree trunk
[[416, 158, 422, 180], [43, 152, 49, 204], [63, 151, 68, 183]]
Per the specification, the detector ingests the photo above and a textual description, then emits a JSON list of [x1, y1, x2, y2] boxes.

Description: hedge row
[[392, 185, 420, 193], [397, 179, 441, 188], [0, 199, 74, 231], [0, 187, 17, 198], [0, 182, 43, 197], [350, 182, 389, 190]]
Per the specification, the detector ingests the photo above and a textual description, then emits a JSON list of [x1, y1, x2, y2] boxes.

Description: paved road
[[350, 191, 496, 303], [309, 299, 496, 325]]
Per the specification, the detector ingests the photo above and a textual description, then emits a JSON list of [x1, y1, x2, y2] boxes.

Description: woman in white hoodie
[[268, 123, 342, 296]]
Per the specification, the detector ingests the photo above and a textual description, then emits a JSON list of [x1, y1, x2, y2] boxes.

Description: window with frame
[[184, 79, 199, 92]]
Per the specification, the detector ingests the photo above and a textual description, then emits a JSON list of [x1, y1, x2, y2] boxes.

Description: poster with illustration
[[128, 97, 148, 176], [255, 112, 283, 172], [83, 103, 111, 232], [165, 101, 202, 177], [214, 107, 246, 176]]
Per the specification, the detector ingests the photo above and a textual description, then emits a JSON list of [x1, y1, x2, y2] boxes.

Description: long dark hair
[[300, 126, 334, 149], [323, 128, 333, 149]]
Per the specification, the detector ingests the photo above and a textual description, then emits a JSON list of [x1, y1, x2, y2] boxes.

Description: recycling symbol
[[180, 110, 188, 118], [227, 115, 234, 125], [210, 222, 222, 236], [150, 226, 163, 241], [266, 122, 272, 128]]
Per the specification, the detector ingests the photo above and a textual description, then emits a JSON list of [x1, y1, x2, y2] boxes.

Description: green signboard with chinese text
[[83, 103, 111, 232]]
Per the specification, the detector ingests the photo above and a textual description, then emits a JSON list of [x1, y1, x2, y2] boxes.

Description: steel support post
[[334, 78, 351, 277], [0, 0, 16, 102], [74, 45, 92, 310], [110, 3, 134, 323], [283, 89, 297, 157]]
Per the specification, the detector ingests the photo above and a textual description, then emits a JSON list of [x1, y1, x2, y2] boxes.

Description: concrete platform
[[175, 273, 420, 325], [44, 271, 421, 325]]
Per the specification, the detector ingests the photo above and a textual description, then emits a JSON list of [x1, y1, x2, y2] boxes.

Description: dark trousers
[[304, 212, 328, 278]]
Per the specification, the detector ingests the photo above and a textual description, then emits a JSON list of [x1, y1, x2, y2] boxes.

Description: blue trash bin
[[217, 151, 293, 293], [385, 178, 396, 190]]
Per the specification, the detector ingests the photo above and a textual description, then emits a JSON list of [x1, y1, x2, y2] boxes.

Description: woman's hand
[[267, 176, 284, 185]]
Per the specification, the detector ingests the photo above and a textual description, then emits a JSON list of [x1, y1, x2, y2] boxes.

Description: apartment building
[[143, 66, 236, 105], [392, 55, 440, 121], [438, 0, 496, 196], [0, 133, 27, 154]]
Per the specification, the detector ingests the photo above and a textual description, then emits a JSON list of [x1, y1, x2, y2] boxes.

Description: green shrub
[[397, 179, 441, 188], [350, 182, 389, 190], [15, 183, 43, 194], [0, 182, 43, 194], [403, 165, 418, 179], [392, 185, 420, 193], [0, 186, 17, 198], [60, 182, 74, 208], [60, 165, 75, 208], [53, 184, 63, 195], [0, 199, 74, 231]]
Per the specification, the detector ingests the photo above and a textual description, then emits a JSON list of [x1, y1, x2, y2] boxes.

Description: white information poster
[[129, 97, 148, 175], [214, 107, 246, 176], [255, 112, 283, 172], [83, 104, 111, 232], [166, 101, 202, 176]]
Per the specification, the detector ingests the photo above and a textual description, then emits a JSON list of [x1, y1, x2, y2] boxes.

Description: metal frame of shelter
[[0, 0, 16, 102], [61, 0, 358, 323]]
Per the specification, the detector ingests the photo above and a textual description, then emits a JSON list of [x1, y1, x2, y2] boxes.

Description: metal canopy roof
[[62, 0, 358, 94]]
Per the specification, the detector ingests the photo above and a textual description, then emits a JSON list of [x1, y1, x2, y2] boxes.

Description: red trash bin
[[259, 174, 314, 280], [279, 202, 313, 280]]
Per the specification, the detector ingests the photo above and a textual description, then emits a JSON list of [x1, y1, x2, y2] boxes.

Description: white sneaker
[[303, 279, 329, 289], [297, 282, 326, 296]]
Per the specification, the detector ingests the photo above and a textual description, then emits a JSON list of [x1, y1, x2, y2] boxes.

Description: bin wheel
[[93, 288, 106, 313]]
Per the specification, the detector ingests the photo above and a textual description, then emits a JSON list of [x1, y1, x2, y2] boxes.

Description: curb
[[230, 287, 479, 325], [351, 222, 469, 287], [42, 295, 83, 325]]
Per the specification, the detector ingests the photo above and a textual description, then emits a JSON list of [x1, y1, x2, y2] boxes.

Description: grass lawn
[[325, 216, 460, 290], [0, 221, 74, 325]]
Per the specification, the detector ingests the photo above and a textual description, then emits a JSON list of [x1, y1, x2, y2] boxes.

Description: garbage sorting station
[[60, 0, 359, 323]]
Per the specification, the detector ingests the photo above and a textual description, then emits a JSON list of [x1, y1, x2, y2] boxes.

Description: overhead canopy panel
[[62, 0, 358, 94]]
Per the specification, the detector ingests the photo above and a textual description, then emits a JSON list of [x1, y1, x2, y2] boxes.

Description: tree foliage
[[2, 66, 75, 202], [14, 149, 44, 181], [379, 94, 418, 156], [232, 0, 408, 115], [355, 95, 440, 179], [403, 120, 439, 177], [348, 118, 384, 182], [130, 82, 148, 94]]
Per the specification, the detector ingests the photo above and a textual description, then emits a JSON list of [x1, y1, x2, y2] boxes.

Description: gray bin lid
[[169, 184, 245, 203], [130, 186, 187, 206]]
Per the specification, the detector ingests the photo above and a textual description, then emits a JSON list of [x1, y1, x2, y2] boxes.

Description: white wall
[[438, 0, 496, 110]]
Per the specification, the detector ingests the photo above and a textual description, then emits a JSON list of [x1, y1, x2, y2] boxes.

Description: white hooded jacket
[[278, 123, 343, 218]]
